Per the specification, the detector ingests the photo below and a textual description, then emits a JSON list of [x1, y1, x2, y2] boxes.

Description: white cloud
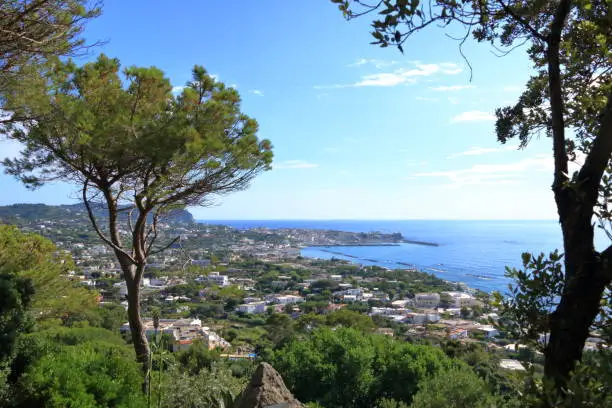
[[171, 85, 185, 93], [447, 97, 460, 105], [430, 85, 475, 91], [414, 155, 553, 187], [415, 96, 439, 102], [437, 62, 463, 75], [229, 83, 238, 89], [451, 110, 496, 123], [447, 145, 518, 158], [349, 58, 398, 69], [356, 72, 417, 87], [315, 62, 463, 89], [249, 89, 264, 96], [273, 160, 319, 169]]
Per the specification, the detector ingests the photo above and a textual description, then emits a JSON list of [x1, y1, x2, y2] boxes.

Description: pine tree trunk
[[122, 262, 151, 393], [544, 213, 610, 393], [544, 261, 607, 389]]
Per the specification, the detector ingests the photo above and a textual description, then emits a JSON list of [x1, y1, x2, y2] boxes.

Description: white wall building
[[237, 302, 267, 314], [476, 325, 499, 338], [414, 293, 440, 309], [208, 271, 229, 287], [269, 294, 304, 305], [371, 307, 409, 316], [441, 291, 478, 308], [404, 312, 440, 324]]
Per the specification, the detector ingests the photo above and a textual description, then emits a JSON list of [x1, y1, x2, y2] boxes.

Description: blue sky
[[0, 1, 567, 220]]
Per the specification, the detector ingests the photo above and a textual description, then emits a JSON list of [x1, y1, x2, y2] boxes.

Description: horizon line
[[195, 218, 559, 222]]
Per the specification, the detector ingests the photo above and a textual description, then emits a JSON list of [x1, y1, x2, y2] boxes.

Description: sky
[[0, 1, 566, 220]]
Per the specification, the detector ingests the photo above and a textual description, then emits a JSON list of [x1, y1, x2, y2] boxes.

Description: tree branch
[[496, 0, 546, 42], [82, 181, 136, 264], [547, 0, 571, 200], [148, 236, 181, 257], [599, 243, 612, 281], [577, 89, 612, 209]]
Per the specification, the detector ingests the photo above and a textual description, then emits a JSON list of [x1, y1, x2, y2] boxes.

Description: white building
[[448, 328, 469, 340], [120, 318, 230, 352], [113, 281, 128, 296], [475, 325, 499, 338], [414, 293, 440, 309], [191, 259, 211, 267], [207, 271, 229, 287], [499, 359, 526, 371], [345, 288, 363, 296], [269, 294, 304, 305], [404, 312, 440, 324], [441, 291, 478, 308], [391, 299, 411, 308], [237, 302, 267, 314], [371, 307, 409, 316]]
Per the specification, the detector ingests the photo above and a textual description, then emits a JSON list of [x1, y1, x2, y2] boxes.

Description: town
[[4, 202, 603, 377]]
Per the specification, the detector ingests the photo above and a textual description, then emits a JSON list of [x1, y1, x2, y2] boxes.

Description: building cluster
[[12, 206, 610, 375], [237, 293, 305, 314], [120, 318, 231, 352]]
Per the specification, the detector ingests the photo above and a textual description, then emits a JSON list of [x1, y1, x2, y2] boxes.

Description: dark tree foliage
[[270, 327, 464, 407], [333, 0, 612, 397], [3, 55, 273, 389], [0, 0, 101, 123], [0, 274, 34, 361]]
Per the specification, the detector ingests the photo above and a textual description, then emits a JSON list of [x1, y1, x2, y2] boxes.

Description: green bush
[[270, 327, 460, 407], [409, 367, 494, 408], [15, 340, 145, 407]]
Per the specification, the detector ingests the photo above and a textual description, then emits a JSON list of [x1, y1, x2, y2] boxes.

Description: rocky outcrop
[[234, 362, 304, 408]]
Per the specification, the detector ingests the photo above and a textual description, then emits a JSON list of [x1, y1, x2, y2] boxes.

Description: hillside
[[0, 203, 195, 225]]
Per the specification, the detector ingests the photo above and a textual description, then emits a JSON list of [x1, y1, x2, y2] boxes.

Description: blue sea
[[197, 220, 609, 293]]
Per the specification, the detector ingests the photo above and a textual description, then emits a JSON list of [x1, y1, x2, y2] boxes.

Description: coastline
[[300, 244, 500, 293], [302, 245, 472, 292], [197, 219, 555, 293], [307, 240, 440, 248]]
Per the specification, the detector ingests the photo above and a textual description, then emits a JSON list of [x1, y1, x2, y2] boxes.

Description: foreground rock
[[234, 362, 304, 408]]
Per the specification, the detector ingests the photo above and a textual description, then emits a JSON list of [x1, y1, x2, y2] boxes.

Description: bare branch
[[490, 38, 530, 58], [496, 0, 546, 42], [148, 236, 181, 257], [82, 180, 136, 264], [347, 0, 384, 18]]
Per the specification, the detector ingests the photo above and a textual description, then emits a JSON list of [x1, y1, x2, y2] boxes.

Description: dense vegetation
[[270, 327, 489, 408], [335, 0, 612, 402], [1, 0, 611, 406]]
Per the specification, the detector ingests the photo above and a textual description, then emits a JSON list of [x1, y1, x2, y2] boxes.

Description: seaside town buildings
[[120, 318, 231, 352]]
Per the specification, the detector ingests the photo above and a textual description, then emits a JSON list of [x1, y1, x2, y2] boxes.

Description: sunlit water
[[197, 220, 609, 292]]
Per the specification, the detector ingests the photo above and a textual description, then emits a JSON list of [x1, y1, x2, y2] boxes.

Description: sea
[[196, 220, 610, 293]]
